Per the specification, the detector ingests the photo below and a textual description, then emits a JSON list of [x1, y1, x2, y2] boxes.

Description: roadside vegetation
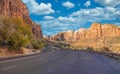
[[0, 15, 46, 52], [31, 38, 46, 50], [51, 41, 120, 60]]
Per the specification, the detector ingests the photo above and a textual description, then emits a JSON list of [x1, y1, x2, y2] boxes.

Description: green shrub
[[0, 16, 32, 51], [0, 15, 46, 51], [9, 32, 30, 51], [31, 39, 46, 50]]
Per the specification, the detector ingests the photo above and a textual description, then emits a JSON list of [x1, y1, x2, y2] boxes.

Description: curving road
[[0, 50, 120, 74]]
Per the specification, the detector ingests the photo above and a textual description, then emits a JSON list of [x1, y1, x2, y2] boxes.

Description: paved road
[[0, 50, 120, 74]]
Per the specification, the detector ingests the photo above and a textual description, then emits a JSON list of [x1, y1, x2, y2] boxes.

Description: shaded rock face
[[51, 23, 120, 42], [50, 33, 65, 41], [50, 31, 73, 42], [0, 0, 42, 38]]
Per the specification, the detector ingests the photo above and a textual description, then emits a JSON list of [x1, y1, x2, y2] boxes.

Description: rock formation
[[51, 23, 120, 42], [50, 23, 120, 53], [0, 0, 42, 38]]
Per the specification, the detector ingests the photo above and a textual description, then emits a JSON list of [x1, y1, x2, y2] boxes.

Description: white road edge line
[[0, 55, 40, 64], [2, 65, 17, 71]]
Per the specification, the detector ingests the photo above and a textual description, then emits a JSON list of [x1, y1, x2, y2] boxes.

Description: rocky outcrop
[[50, 32, 65, 41], [0, 0, 42, 38]]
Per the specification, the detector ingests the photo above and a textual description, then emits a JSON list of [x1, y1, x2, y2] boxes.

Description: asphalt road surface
[[0, 50, 120, 74]]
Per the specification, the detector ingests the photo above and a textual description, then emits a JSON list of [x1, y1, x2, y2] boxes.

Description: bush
[[101, 46, 111, 52], [9, 32, 30, 51], [0, 15, 46, 51], [86, 47, 94, 51], [31, 39, 46, 50], [0, 16, 32, 51]]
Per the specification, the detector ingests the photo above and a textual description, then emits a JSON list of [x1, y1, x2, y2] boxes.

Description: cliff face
[[50, 23, 120, 53], [0, 0, 42, 38], [51, 23, 120, 42]]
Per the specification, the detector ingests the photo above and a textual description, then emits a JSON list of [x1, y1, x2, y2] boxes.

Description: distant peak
[[90, 22, 101, 30]]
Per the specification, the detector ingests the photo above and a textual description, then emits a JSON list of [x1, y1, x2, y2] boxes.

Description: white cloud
[[115, 23, 120, 26], [22, 0, 29, 3], [22, 0, 55, 15], [39, 16, 81, 35], [84, 1, 91, 7], [94, 0, 120, 7], [43, 16, 55, 20], [22, 0, 120, 35], [62, 1, 75, 9], [58, 16, 76, 22], [39, 6, 120, 35], [71, 7, 120, 21]]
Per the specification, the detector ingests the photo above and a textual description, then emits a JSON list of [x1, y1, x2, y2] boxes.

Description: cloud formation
[[22, 0, 54, 15], [62, 1, 75, 9], [40, 6, 120, 35], [84, 1, 91, 7], [43, 16, 55, 20], [71, 7, 120, 22], [22, 0, 120, 35], [94, 0, 120, 7], [115, 23, 120, 26]]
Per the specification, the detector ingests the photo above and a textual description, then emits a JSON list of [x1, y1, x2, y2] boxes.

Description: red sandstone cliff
[[0, 0, 42, 38]]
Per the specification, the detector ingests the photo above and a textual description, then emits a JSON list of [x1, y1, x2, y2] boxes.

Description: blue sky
[[22, 0, 120, 36]]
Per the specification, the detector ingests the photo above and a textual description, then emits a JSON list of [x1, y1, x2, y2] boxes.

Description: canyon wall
[[51, 23, 120, 42], [0, 0, 42, 38], [50, 23, 120, 52]]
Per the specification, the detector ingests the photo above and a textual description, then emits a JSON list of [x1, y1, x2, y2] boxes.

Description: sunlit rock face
[[101, 24, 120, 37], [0, 0, 42, 38], [63, 30, 73, 42], [51, 23, 120, 42], [50, 23, 120, 52]]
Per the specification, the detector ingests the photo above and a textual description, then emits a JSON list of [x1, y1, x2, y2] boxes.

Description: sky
[[22, 0, 120, 36]]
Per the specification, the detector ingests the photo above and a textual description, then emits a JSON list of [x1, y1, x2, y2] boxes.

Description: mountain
[[50, 23, 120, 53], [0, 0, 42, 38]]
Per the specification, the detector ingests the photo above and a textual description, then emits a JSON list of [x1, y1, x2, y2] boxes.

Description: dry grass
[[0, 46, 41, 58], [72, 36, 120, 53]]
